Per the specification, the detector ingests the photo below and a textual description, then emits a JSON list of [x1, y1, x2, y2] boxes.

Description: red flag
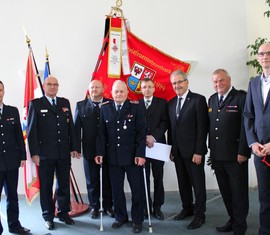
[[22, 52, 43, 204], [93, 22, 191, 101]]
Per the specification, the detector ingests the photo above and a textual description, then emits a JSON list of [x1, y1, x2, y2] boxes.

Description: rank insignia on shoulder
[[130, 100, 139, 104], [101, 101, 110, 106]]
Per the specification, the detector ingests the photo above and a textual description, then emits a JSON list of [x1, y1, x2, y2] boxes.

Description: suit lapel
[[177, 92, 191, 122]]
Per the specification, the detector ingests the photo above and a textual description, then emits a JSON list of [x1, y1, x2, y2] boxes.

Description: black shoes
[[174, 209, 194, 220], [111, 219, 129, 228], [132, 224, 142, 233], [216, 220, 233, 232], [45, 221, 54, 230], [104, 207, 115, 218], [9, 226, 31, 234], [153, 208, 164, 220], [90, 208, 99, 219], [59, 216, 75, 225], [187, 215, 205, 230]]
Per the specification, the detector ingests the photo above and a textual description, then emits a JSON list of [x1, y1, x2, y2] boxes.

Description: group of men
[[1, 42, 270, 235]]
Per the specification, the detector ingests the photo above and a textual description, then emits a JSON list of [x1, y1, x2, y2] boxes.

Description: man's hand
[[261, 142, 270, 156], [146, 135, 155, 148], [251, 142, 265, 157], [170, 153, 175, 162], [192, 154, 202, 165], [237, 155, 247, 164], [32, 155, 40, 166], [71, 151, 80, 159], [20, 160, 26, 167], [95, 156, 103, 164], [134, 157, 146, 166]]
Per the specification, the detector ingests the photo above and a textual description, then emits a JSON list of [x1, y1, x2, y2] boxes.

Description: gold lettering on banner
[[129, 48, 172, 74], [153, 80, 166, 91]]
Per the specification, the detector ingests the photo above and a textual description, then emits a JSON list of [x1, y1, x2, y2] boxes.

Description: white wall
[[0, 0, 263, 194]]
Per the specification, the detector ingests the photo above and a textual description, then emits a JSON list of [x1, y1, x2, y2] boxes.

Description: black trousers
[[83, 158, 113, 210], [38, 158, 71, 221]]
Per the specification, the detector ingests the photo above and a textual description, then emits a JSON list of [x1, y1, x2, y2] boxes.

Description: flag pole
[[45, 46, 51, 76], [24, 33, 44, 96]]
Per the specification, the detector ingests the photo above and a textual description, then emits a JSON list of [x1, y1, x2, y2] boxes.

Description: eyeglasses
[[171, 79, 187, 86], [258, 51, 270, 57], [46, 83, 59, 87]]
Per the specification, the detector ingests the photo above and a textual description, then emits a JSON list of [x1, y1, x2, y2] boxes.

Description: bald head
[[43, 76, 59, 98], [112, 80, 128, 104], [89, 80, 104, 101]]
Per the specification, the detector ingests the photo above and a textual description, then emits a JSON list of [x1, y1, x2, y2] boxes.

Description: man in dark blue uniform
[[209, 69, 250, 235], [27, 76, 78, 230], [0, 81, 30, 234], [74, 80, 114, 219], [139, 78, 169, 220], [95, 80, 146, 233]]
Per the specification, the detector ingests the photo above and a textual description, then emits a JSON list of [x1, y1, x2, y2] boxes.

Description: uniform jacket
[[208, 87, 251, 161], [0, 105, 26, 171], [139, 96, 169, 143], [96, 100, 146, 166], [168, 91, 209, 158], [27, 96, 77, 160], [74, 98, 110, 159], [244, 75, 270, 146]]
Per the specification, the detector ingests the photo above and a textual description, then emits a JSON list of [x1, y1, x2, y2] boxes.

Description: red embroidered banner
[[92, 18, 191, 101]]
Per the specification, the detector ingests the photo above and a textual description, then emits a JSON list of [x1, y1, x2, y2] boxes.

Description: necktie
[[145, 100, 151, 109], [116, 104, 121, 112], [219, 95, 224, 106], [176, 97, 182, 121], [52, 98, 56, 110], [93, 102, 100, 109]]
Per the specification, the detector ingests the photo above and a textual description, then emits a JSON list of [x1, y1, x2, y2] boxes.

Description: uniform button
[[216, 119, 219, 121], [216, 137, 219, 140], [2, 142, 5, 144], [58, 131, 60, 134], [118, 136, 120, 139], [117, 121, 120, 123], [58, 140, 61, 142], [57, 123, 60, 126], [3, 150, 5, 153], [117, 129, 120, 131], [215, 128, 218, 130], [117, 144, 120, 146], [57, 116, 59, 118], [218, 109, 221, 112], [0, 125, 2, 127], [1, 133, 4, 136]]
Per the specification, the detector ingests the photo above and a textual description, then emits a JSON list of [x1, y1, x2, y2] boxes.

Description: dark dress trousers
[[74, 98, 113, 210], [0, 105, 26, 233], [168, 91, 208, 218], [27, 96, 77, 221], [139, 97, 169, 210], [96, 100, 146, 224], [244, 75, 270, 235], [208, 88, 250, 234]]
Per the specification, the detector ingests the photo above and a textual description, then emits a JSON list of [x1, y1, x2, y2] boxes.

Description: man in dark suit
[[27, 76, 78, 230], [0, 81, 30, 234], [74, 80, 114, 219], [209, 69, 250, 235], [244, 43, 270, 235], [139, 78, 169, 220], [95, 80, 146, 233], [168, 70, 208, 230]]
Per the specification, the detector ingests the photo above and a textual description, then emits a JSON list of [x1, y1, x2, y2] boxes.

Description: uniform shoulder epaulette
[[130, 100, 139, 104], [101, 101, 110, 106]]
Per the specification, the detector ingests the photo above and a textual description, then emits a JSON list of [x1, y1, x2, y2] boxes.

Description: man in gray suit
[[244, 42, 270, 235]]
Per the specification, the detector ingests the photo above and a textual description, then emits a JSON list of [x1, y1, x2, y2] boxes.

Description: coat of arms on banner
[[127, 62, 156, 94]]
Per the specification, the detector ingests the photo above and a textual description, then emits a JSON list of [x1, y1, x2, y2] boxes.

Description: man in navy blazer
[[0, 81, 30, 234], [244, 42, 270, 235], [27, 76, 78, 230], [209, 69, 250, 235], [168, 70, 209, 230], [95, 80, 146, 233], [74, 80, 114, 219], [139, 78, 169, 220]]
